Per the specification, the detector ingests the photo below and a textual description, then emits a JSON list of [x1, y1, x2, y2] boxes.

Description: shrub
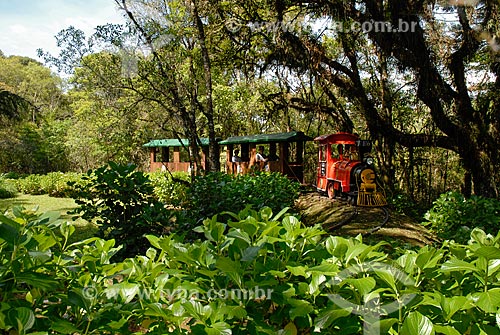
[[0, 176, 17, 199], [69, 162, 173, 260], [15, 172, 84, 197], [16, 174, 44, 195], [423, 190, 500, 243], [387, 191, 427, 220], [149, 170, 190, 207], [187, 172, 301, 224]]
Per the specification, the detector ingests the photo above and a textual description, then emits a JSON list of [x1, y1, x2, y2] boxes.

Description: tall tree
[[215, 0, 500, 197], [0, 55, 70, 173]]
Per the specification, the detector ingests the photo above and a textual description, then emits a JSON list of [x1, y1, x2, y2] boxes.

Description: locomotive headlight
[[366, 158, 374, 165]]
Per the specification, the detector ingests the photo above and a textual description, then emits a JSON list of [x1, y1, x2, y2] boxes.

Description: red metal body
[[315, 133, 361, 194]]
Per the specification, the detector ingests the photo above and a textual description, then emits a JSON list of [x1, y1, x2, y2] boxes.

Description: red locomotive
[[315, 133, 387, 207]]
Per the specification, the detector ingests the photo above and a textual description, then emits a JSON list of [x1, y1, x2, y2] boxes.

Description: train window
[[331, 144, 343, 158], [349, 145, 359, 161]]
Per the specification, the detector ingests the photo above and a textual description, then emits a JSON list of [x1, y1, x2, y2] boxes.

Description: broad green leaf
[[374, 268, 398, 293], [325, 236, 348, 258], [108, 318, 129, 330], [0, 214, 21, 245], [116, 282, 140, 304], [488, 259, 500, 275], [268, 270, 286, 278], [473, 288, 500, 313], [216, 257, 241, 273], [224, 305, 247, 319], [313, 308, 353, 331], [345, 244, 369, 264], [372, 318, 399, 334], [471, 228, 488, 245], [283, 321, 297, 335], [440, 258, 479, 273], [286, 265, 308, 277], [184, 300, 211, 321], [16, 273, 58, 290], [144, 303, 170, 318], [259, 206, 273, 221], [51, 318, 82, 334], [308, 263, 339, 276], [474, 246, 500, 260], [401, 311, 434, 335], [272, 207, 290, 222], [32, 234, 57, 251], [210, 222, 226, 243], [344, 277, 377, 297], [241, 245, 261, 262], [415, 249, 442, 269], [215, 257, 242, 286], [433, 325, 462, 335], [288, 299, 313, 319], [68, 288, 92, 311], [227, 229, 251, 246], [309, 273, 326, 295], [205, 321, 232, 335], [440, 296, 471, 320], [39, 211, 61, 224], [8, 307, 35, 333]]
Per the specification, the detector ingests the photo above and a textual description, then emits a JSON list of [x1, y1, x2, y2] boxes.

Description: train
[[145, 131, 387, 207], [315, 132, 387, 207]]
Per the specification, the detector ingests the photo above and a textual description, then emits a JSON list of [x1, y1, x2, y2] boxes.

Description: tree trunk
[[192, 0, 220, 172]]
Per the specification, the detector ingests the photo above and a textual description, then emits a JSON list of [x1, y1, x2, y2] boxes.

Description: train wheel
[[327, 182, 336, 199]]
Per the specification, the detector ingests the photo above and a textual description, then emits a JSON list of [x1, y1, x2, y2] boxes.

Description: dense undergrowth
[[1, 164, 500, 333], [3, 165, 500, 246], [1, 206, 499, 334], [423, 191, 500, 244]]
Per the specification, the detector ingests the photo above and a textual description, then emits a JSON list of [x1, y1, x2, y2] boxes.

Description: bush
[[70, 162, 173, 260], [16, 172, 84, 197], [149, 171, 190, 207], [16, 174, 43, 195], [387, 191, 427, 220], [423, 190, 500, 243], [0, 176, 17, 199], [187, 172, 301, 224]]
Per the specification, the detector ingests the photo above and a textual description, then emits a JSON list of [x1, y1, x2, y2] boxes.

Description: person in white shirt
[[231, 149, 243, 174], [256, 146, 269, 171]]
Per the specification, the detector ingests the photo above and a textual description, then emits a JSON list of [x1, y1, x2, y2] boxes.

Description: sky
[[0, 0, 127, 60]]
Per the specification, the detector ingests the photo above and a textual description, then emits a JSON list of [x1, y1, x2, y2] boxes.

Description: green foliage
[[188, 172, 301, 223], [0, 55, 70, 174], [388, 191, 427, 220], [0, 206, 122, 334], [423, 191, 500, 243], [0, 176, 16, 199], [149, 171, 190, 207], [70, 162, 173, 260], [1, 204, 500, 334], [16, 172, 84, 197]]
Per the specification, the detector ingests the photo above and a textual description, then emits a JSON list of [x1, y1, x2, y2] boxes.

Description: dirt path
[[295, 192, 438, 246]]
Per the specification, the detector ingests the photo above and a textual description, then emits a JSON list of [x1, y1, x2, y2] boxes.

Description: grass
[[0, 194, 98, 243]]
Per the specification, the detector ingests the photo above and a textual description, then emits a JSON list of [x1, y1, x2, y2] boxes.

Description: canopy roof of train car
[[314, 132, 359, 144], [219, 131, 312, 145], [143, 138, 211, 147]]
